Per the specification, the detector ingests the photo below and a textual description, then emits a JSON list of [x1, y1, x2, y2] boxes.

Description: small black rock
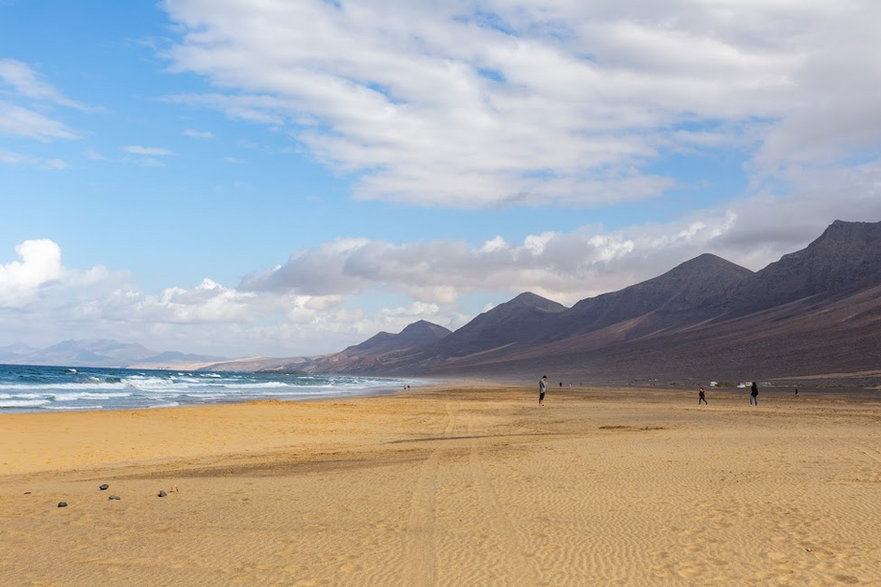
[[99, 484, 109, 490], [158, 490, 167, 498], [57, 501, 68, 508], [109, 495, 121, 501]]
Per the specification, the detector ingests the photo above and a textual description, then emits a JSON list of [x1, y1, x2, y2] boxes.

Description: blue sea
[[0, 364, 417, 413]]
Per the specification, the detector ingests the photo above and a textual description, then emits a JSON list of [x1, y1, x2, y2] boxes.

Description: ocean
[[0, 364, 417, 413]]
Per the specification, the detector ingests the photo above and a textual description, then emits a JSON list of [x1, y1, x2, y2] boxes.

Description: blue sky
[[2, 0, 881, 358]]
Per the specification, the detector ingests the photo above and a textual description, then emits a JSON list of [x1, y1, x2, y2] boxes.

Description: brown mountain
[[305, 219, 881, 383], [726, 220, 881, 315], [551, 253, 754, 340], [345, 320, 452, 354], [422, 292, 567, 358], [307, 320, 452, 374]]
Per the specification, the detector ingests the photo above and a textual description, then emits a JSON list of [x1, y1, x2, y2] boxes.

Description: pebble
[[57, 501, 68, 508], [99, 484, 109, 490], [109, 495, 121, 501], [158, 490, 167, 498]]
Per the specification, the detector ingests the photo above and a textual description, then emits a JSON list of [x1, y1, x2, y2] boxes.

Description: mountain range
[[0, 339, 223, 369], [5, 220, 881, 383], [210, 219, 880, 383]]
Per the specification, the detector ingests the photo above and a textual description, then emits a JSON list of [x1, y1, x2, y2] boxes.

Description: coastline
[[2, 383, 880, 584], [0, 364, 424, 413]]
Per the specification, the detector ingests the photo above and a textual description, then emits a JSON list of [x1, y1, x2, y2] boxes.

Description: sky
[[2, 0, 881, 359]]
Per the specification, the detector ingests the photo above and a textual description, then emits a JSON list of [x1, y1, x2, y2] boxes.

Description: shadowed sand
[[2, 383, 881, 584]]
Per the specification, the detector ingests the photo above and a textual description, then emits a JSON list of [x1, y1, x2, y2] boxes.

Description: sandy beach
[[2, 383, 880, 585]]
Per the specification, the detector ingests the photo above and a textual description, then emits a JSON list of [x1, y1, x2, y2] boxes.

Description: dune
[[1, 383, 880, 584]]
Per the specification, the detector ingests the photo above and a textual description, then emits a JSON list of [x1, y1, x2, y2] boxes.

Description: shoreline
[[2, 383, 880, 584], [0, 363, 429, 414]]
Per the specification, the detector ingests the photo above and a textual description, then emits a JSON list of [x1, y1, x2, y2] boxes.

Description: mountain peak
[[399, 320, 452, 337], [346, 320, 451, 355], [501, 292, 568, 313], [737, 219, 881, 309]]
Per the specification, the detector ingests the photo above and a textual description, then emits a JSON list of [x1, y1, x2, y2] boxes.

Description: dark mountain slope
[[728, 220, 881, 315], [553, 253, 754, 339], [418, 292, 568, 360], [308, 320, 451, 373], [345, 320, 452, 355]]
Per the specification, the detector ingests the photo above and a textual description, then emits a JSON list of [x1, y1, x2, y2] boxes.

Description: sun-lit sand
[[2, 383, 880, 585]]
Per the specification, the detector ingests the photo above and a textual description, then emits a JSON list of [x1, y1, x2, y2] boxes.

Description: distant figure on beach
[[750, 381, 759, 406], [794, 387, 799, 398], [539, 375, 548, 406], [698, 386, 707, 405]]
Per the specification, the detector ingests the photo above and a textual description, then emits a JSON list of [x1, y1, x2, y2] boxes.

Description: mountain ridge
[[280, 219, 881, 382], [7, 219, 881, 382]]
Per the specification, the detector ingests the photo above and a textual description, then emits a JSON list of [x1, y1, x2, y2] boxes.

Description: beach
[[2, 383, 880, 585]]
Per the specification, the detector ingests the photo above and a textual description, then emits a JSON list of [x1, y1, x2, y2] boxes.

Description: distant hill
[[346, 320, 452, 355], [303, 320, 452, 374], [1, 339, 225, 369], [0, 343, 37, 364]]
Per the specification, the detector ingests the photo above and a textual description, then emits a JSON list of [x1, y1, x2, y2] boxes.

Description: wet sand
[[2, 383, 880, 584]]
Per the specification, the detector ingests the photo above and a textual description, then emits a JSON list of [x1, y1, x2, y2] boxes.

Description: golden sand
[[2, 383, 880, 585]]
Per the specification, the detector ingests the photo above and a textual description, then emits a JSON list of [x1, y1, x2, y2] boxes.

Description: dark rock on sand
[[57, 501, 68, 508], [158, 490, 167, 497], [99, 484, 109, 490], [109, 495, 121, 500]]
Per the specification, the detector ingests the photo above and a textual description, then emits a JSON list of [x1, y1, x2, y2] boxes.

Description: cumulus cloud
[[161, 0, 881, 208], [0, 239, 64, 304], [238, 216, 718, 305], [0, 239, 405, 356], [241, 167, 881, 309]]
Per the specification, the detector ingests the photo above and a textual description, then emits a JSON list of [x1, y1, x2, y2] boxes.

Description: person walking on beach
[[539, 375, 548, 406], [698, 386, 707, 405], [750, 381, 759, 406]]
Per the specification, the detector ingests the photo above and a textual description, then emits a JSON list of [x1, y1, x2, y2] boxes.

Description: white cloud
[[0, 149, 72, 169], [183, 128, 215, 139], [0, 59, 82, 141], [0, 239, 388, 356], [122, 145, 175, 156], [45, 158, 71, 170], [0, 59, 83, 108], [0, 239, 64, 304], [0, 101, 78, 140], [161, 0, 881, 209]]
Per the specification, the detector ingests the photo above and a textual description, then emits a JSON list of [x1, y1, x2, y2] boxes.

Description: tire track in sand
[[402, 403, 456, 585], [461, 404, 542, 585]]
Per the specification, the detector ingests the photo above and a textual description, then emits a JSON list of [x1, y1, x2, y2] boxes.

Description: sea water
[[0, 364, 417, 413]]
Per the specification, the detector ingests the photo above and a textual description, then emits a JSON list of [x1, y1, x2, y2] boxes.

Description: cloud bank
[[163, 0, 881, 208]]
